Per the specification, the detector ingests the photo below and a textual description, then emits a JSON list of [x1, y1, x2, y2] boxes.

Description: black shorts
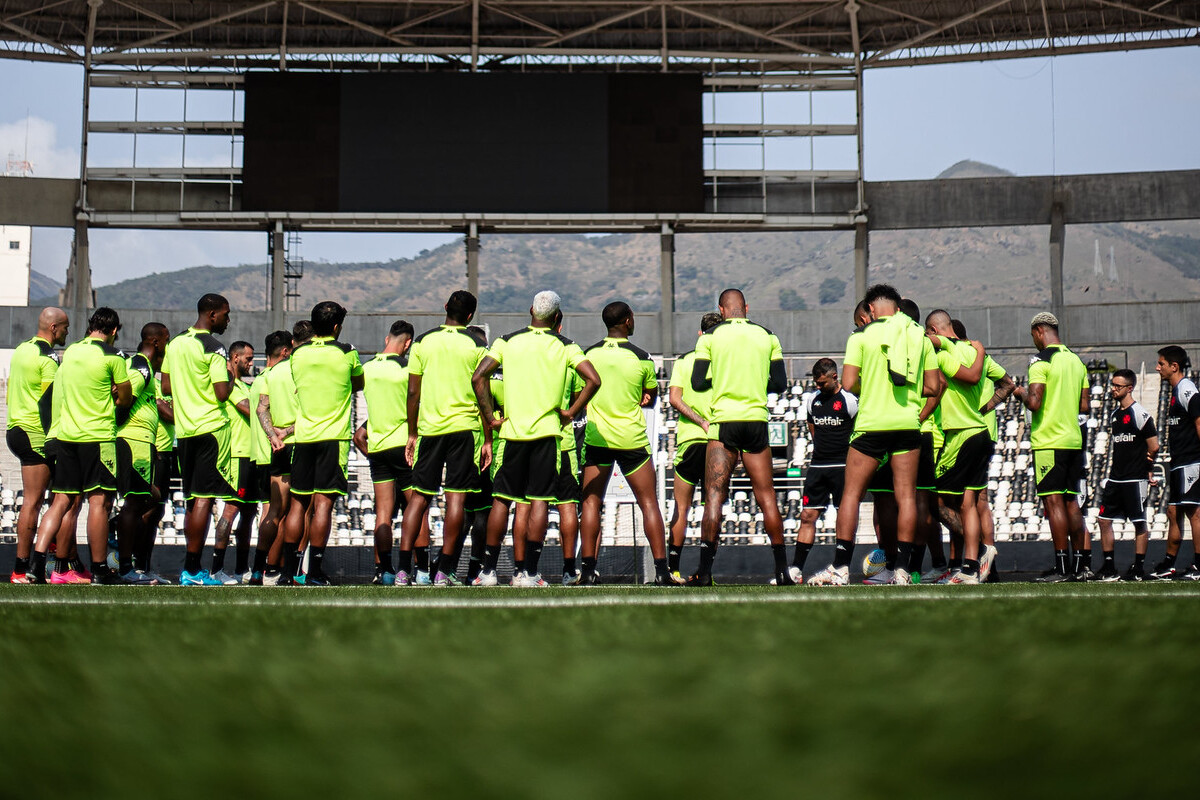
[[850, 429, 922, 462], [712, 421, 769, 454], [368, 446, 413, 487], [585, 444, 652, 476], [6, 426, 48, 467], [467, 472, 494, 512], [917, 432, 938, 491], [935, 429, 994, 496], [232, 456, 259, 503], [270, 443, 294, 477], [176, 430, 237, 500], [254, 462, 272, 504], [1098, 479, 1149, 522], [868, 460, 893, 494], [154, 449, 176, 500], [673, 441, 707, 487], [410, 430, 480, 495], [1034, 449, 1084, 496], [493, 437, 560, 503], [52, 440, 118, 495], [803, 465, 844, 508], [117, 438, 156, 497], [550, 449, 582, 506], [290, 440, 350, 496], [1169, 463, 1200, 507]]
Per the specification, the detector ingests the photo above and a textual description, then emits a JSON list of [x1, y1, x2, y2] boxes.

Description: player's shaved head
[[718, 288, 746, 314], [140, 321, 168, 344], [925, 309, 953, 334], [38, 306, 66, 328]]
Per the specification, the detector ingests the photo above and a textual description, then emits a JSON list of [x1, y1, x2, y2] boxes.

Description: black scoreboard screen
[[242, 72, 703, 214]]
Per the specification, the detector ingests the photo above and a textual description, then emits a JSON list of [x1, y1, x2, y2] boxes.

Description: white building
[[0, 224, 32, 307]]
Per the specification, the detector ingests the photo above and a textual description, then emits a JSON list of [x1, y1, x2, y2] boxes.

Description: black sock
[[13, 556, 30, 574], [885, 550, 897, 571], [513, 558, 525, 577], [581, 556, 597, 578], [234, 545, 250, 575], [792, 541, 812, 570], [467, 557, 483, 581], [949, 557, 963, 571], [69, 555, 84, 572], [931, 551, 948, 570], [282, 548, 298, 580], [563, 557, 577, 575], [1193, 552, 1200, 570], [91, 561, 107, 576], [962, 558, 979, 576], [525, 542, 544, 576], [211, 547, 227, 573], [54, 557, 72, 574], [1165, 550, 1178, 567], [1082, 549, 1092, 569], [253, 549, 268, 573], [771, 543, 787, 573], [118, 556, 133, 574], [1103, 550, 1115, 567], [1055, 549, 1069, 575], [396, 549, 413, 573], [668, 544, 683, 573], [833, 539, 854, 568], [1134, 552, 1146, 568], [30, 551, 46, 579], [184, 551, 203, 574], [484, 544, 501, 572], [698, 540, 716, 575], [376, 549, 393, 573], [908, 544, 926, 573], [896, 541, 912, 572], [1070, 551, 1082, 574], [414, 546, 429, 573], [309, 546, 325, 577]]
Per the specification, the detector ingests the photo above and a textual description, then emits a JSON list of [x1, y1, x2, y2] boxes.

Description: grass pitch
[[2, 583, 1198, 799]]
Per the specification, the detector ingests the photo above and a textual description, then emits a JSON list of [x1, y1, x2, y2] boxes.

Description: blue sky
[[2, 46, 1197, 286]]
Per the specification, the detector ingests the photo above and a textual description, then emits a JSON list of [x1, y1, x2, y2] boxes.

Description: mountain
[[28, 269, 62, 305], [87, 162, 1200, 313], [936, 160, 1017, 179]]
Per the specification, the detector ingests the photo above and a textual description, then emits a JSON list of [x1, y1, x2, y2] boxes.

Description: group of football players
[[5, 283, 1199, 586]]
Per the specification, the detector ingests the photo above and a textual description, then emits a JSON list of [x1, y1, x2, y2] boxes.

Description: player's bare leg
[[688, 441, 737, 585]]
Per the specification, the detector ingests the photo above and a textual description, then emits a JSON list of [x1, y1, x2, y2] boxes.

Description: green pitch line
[[2, 584, 1197, 798]]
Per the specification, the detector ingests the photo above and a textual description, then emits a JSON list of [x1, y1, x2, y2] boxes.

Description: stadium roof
[[1, 1, 1197, 69]]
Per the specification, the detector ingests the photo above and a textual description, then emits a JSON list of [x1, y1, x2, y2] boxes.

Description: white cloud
[[0, 116, 79, 178]]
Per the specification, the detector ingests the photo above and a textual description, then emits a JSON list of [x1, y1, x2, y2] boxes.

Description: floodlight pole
[[660, 223, 676, 355], [1049, 202, 1067, 340], [270, 221, 286, 331], [466, 222, 480, 299], [64, 0, 103, 331], [847, 0, 869, 300]]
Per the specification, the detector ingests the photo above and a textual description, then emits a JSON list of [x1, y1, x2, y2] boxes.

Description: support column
[[853, 221, 869, 302], [660, 223, 676, 355], [62, 216, 93, 333], [269, 221, 286, 331], [466, 222, 480, 299], [1049, 202, 1066, 340]]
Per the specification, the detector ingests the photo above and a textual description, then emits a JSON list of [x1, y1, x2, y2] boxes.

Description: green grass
[[3, 584, 1199, 798]]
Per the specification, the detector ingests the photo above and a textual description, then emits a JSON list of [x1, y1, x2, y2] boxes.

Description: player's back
[[1028, 344, 1086, 450], [698, 318, 781, 423], [290, 336, 362, 442], [362, 353, 410, 451], [409, 325, 486, 436], [56, 338, 128, 443], [583, 337, 656, 449], [491, 326, 583, 442], [163, 328, 230, 437], [6, 336, 57, 432]]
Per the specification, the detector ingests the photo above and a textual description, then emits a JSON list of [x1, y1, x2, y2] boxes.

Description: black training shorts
[[410, 430, 480, 495], [117, 438, 156, 497], [53, 440, 118, 495], [270, 443, 294, 477], [850, 429, 922, 462], [1168, 463, 1200, 508], [177, 431, 237, 500], [935, 429, 994, 496], [290, 440, 350, 496], [803, 465, 845, 508], [493, 437, 560, 503], [1097, 479, 1149, 523], [369, 445, 413, 487], [6, 426, 48, 467], [673, 441, 707, 487], [1034, 448, 1084, 497], [712, 421, 769, 454], [585, 444, 652, 476]]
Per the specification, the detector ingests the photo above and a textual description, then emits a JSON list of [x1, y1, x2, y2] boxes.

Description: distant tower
[[1108, 245, 1118, 282], [1093, 239, 1103, 276]]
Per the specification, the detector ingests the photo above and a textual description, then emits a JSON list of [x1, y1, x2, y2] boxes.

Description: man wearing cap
[[1013, 312, 1091, 582]]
